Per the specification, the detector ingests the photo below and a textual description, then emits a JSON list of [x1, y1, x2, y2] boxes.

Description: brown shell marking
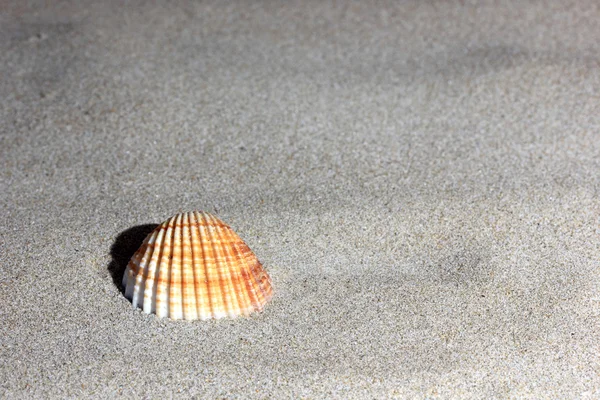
[[122, 211, 273, 320]]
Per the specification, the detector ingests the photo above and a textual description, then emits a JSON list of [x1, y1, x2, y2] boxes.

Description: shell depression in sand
[[121, 211, 273, 320]]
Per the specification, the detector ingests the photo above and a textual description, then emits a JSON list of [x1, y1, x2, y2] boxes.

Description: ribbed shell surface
[[122, 211, 273, 320]]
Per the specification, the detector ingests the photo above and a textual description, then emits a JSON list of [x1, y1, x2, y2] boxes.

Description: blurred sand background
[[1, 1, 599, 398]]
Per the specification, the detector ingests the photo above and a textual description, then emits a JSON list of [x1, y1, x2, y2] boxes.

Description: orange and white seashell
[[122, 211, 273, 320]]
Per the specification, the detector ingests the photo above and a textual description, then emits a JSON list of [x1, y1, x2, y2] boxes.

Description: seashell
[[122, 211, 273, 320]]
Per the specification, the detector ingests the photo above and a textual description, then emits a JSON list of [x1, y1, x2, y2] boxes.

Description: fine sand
[[1, 1, 599, 398]]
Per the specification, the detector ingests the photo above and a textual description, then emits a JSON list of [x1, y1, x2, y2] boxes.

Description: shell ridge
[[169, 213, 183, 319], [251, 252, 273, 302], [198, 212, 214, 319], [245, 241, 273, 303], [136, 229, 160, 309], [238, 242, 264, 308], [205, 212, 231, 318], [248, 262, 267, 310], [122, 257, 137, 290], [178, 213, 185, 319], [228, 229, 253, 315], [207, 214, 232, 317], [211, 216, 243, 317], [123, 232, 151, 297], [148, 222, 168, 314], [157, 216, 176, 318], [182, 212, 198, 320], [191, 211, 208, 319], [167, 218, 174, 318], [244, 244, 273, 309], [187, 212, 201, 319], [179, 213, 187, 319], [233, 240, 261, 311], [123, 257, 138, 300], [224, 228, 253, 315], [179, 212, 193, 319], [131, 232, 156, 307]]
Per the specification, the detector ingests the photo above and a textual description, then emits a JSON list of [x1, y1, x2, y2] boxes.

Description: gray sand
[[1, 1, 599, 398]]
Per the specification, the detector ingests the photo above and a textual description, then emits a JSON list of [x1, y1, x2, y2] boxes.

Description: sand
[[1, 1, 599, 398]]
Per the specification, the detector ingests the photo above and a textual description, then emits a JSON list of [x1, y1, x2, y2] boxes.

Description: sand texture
[[1, 1, 599, 398]]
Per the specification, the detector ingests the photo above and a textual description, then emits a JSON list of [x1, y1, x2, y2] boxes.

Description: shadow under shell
[[107, 223, 159, 292]]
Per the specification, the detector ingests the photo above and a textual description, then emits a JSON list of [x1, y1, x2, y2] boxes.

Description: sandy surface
[[1, 1, 599, 398]]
